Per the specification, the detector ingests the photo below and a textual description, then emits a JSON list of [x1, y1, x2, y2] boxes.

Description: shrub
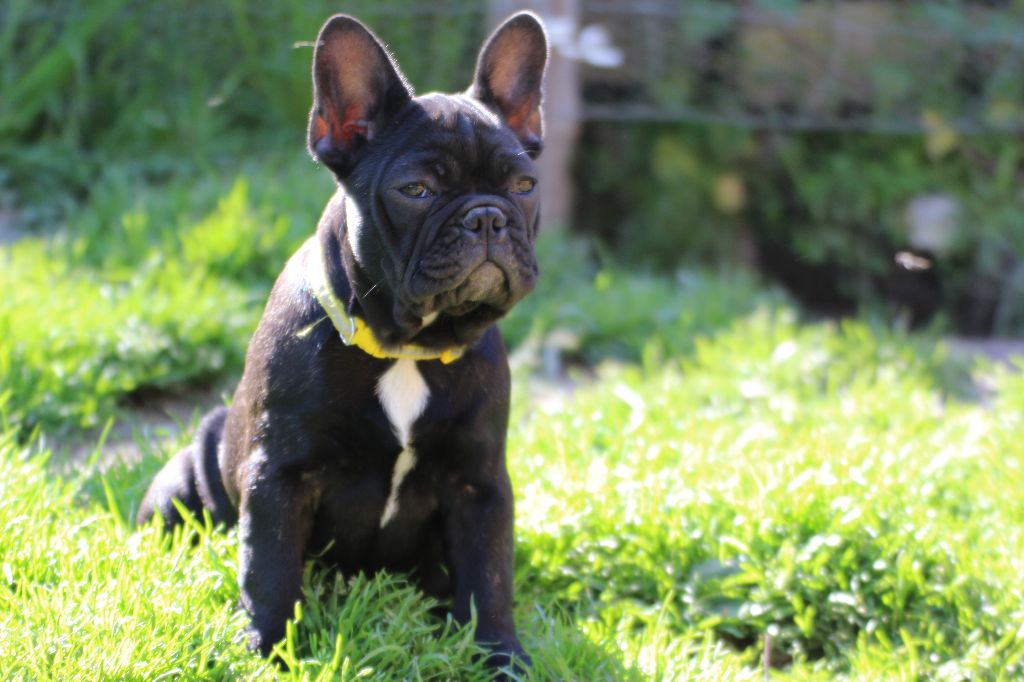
[[574, 122, 1024, 335]]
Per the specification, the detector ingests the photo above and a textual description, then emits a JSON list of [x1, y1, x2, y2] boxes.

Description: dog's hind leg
[[136, 406, 237, 530]]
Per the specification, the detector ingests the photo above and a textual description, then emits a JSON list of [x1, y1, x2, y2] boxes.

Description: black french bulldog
[[137, 11, 547, 671]]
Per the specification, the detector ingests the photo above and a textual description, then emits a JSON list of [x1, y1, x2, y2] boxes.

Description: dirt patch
[[0, 207, 25, 245], [62, 384, 230, 472], [946, 337, 1024, 366], [945, 337, 1024, 407]]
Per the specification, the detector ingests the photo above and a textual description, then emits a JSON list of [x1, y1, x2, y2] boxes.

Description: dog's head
[[308, 12, 547, 350]]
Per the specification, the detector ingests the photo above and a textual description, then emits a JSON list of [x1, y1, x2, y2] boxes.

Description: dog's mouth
[[446, 261, 508, 310], [445, 300, 482, 316], [391, 260, 525, 346], [415, 260, 512, 320]]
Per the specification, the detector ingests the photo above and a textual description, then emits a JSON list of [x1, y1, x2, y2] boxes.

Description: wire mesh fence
[[575, 0, 1024, 134], [6, 0, 1024, 137]]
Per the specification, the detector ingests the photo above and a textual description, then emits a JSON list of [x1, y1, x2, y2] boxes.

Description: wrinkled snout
[[406, 197, 538, 321]]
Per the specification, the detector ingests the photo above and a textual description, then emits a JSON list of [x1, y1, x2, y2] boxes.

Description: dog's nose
[[462, 206, 507, 239]]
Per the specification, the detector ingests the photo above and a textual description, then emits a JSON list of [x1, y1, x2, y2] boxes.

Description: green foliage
[[8, 0, 1023, 337], [0, 153, 333, 433], [574, 123, 750, 269], [0, 0, 486, 224], [0, 238, 250, 432], [502, 236, 784, 367], [0, 429, 267, 680], [603, 1, 1024, 130], [754, 131, 1024, 318], [576, 121, 1024, 334]]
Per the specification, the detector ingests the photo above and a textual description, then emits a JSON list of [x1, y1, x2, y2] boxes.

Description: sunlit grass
[[511, 311, 1024, 679], [2, 305, 1022, 679], [0, 155, 330, 433]]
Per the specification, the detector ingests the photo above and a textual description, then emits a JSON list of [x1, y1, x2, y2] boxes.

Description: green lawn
[[1, 157, 1023, 679]]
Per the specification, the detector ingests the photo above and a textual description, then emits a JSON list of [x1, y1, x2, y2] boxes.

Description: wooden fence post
[[488, 0, 580, 232]]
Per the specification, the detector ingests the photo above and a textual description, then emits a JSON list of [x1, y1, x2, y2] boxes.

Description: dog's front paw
[[483, 640, 531, 679], [245, 621, 285, 659]]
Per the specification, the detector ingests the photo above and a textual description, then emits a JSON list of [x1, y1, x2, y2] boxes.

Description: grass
[[2, 297, 1023, 679], [511, 312, 1024, 679], [0, 152, 331, 433]]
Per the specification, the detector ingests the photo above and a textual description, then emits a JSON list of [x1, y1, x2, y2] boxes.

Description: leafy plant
[[0, 0, 487, 227], [576, 120, 1024, 335]]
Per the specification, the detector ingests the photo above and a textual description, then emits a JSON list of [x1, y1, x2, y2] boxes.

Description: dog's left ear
[[469, 12, 548, 157]]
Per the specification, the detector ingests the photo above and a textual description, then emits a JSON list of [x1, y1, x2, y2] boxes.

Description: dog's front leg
[[237, 465, 318, 656], [443, 467, 527, 669]]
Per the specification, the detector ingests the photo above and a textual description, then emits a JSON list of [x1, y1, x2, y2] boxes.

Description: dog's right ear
[[308, 15, 413, 177]]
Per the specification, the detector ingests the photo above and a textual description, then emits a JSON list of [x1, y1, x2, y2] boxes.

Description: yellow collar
[[305, 239, 464, 364]]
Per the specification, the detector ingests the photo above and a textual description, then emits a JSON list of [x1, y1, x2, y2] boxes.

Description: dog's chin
[[387, 259, 536, 348], [397, 298, 512, 348], [394, 275, 519, 348], [440, 304, 511, 345], [380, 304, 496, 350]]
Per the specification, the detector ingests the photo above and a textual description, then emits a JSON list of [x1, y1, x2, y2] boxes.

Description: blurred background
[[3, 0, 1024, 433]]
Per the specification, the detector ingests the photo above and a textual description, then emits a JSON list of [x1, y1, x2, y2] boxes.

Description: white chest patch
[[376, 358, 430, 527]]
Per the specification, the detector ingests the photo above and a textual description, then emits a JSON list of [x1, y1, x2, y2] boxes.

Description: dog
[[137, 11, 547, 671]]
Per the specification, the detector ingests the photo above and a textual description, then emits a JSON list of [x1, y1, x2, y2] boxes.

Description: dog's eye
[[399, 183, 434, 198], [511, 177, 536, 195]]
